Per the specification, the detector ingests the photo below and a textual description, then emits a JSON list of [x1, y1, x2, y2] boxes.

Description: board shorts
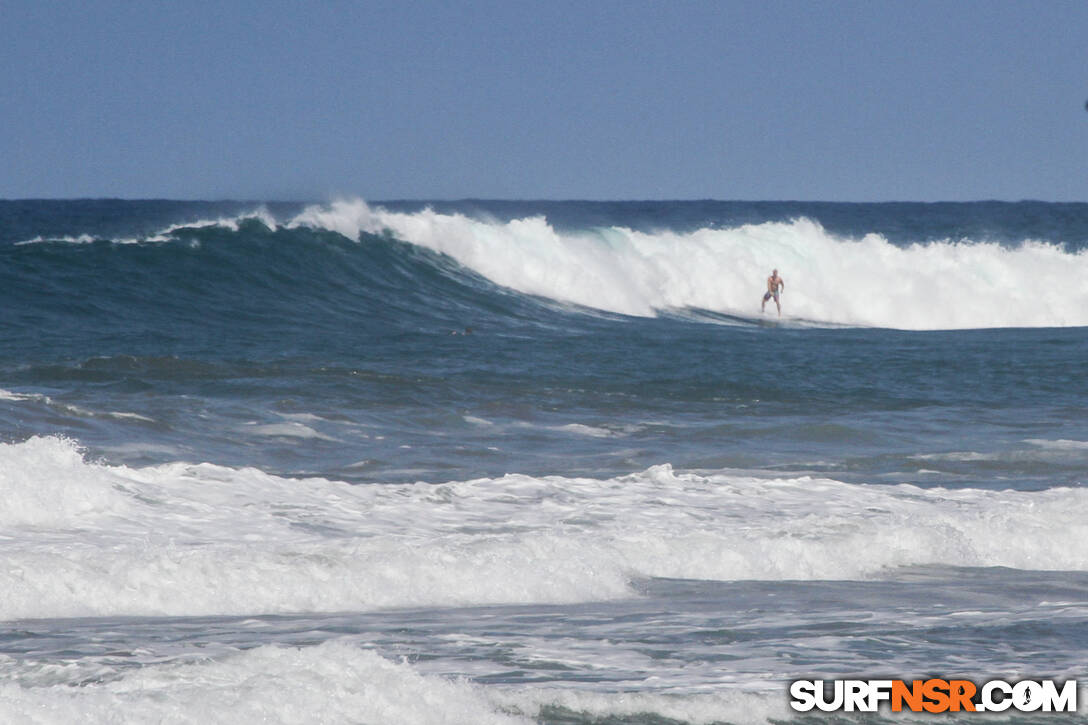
[[763, 290, 779, 302]]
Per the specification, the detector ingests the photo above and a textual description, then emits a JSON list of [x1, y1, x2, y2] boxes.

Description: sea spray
[[296, 199, 1088, 329]]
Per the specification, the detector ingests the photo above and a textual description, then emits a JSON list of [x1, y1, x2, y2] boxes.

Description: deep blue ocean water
[[1, 199, 1086, 723]]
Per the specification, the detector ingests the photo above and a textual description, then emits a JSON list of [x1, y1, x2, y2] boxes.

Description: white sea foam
[[161, 207, 277, 236], [278, 412, 328, 423], [1025, 438, 1088, 451], [14, 208, 277, 246], [464, 417, 630, 438], [0, 388, 152, 422], [552, 423, 620, 438], [0, 641, 525, 725], [243, 421, 339, 441], [3, 436, 1088, 621], [0, 637, 791, 725], [917, 440, 1088, 463], [289, 199, 1088, 330], [14, 233, 98, 246], [99, 442, 184, 457]]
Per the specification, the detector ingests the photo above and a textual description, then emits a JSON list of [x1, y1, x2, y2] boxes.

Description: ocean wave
[[14, 208, 278, 246], [0, 637, 789, 725], [3, 437, 1087, 621], [6, 199, 1088, 331], [0, 641, 524, 725], [242, 421, 340, 442], [1025, 438, 1088, 451], [290, 199, 1088, 330], [0, 388, 154, 423]]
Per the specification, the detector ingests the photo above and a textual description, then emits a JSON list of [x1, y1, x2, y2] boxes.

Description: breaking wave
[[3, 436, 1087, 620], [8, 199, 1088, 331]]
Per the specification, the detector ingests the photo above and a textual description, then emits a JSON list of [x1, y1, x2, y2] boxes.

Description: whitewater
[[290, 199, 1088, 329], [13, 198, 1088, 329], [1, 199, 1086, 723], [4, 435, 1087, 622]]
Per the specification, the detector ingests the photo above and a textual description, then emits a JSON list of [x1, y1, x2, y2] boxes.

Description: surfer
[[761, 269, 784, 316]]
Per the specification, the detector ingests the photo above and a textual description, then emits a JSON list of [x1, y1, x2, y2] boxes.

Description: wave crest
[[9, 200, 1086, 330], [292, 199, 1088, 329], [3, 437, 1088, 620]]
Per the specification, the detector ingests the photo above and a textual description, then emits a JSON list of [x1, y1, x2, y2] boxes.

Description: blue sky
[[3, 0, 1086, 201]]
